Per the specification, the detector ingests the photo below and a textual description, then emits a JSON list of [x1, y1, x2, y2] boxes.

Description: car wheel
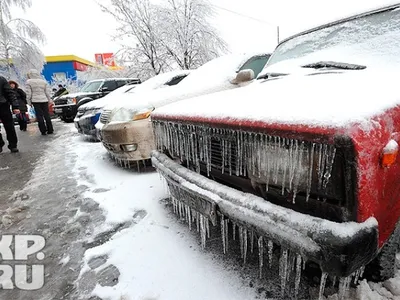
[[364, 221, 400, 282]]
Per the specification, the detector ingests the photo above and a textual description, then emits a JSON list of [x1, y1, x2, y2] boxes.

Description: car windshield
[[264, 6, 400, 72], [127, 71, 188, 94], [80, 81, 103, 92]]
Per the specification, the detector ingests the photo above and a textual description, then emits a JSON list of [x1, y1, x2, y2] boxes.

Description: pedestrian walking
[[26, 69, 54, 135], [0, 75, 20, 153], [9, 80, 28, 131]]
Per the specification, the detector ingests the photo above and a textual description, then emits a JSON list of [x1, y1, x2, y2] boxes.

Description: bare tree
[[162, 0, 227, 69], [0, 0, 46, 80], [100, 0, 170, 79]]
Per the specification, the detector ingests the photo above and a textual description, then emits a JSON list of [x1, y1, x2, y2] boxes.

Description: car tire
[[364, 221, 400, 282]]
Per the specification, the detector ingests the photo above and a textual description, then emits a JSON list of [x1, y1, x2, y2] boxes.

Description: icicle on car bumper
[[151, 150, 378, 278]]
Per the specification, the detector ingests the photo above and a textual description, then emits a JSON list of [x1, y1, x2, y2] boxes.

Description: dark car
[[53, 78, 141, 122]]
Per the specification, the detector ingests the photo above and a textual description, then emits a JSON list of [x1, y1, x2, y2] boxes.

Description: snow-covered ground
[[66, 125, 400, 300]]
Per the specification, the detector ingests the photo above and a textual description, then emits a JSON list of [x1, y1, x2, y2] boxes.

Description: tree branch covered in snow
[[0, 0, 45, 80], [99, 0, 227, 77], [100, 0, 169, 79], [162, 0, 228, 69]]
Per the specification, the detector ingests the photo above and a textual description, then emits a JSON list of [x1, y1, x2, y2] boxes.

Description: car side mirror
[[231, 69, 255, 84], [100, 87, 109, 93]]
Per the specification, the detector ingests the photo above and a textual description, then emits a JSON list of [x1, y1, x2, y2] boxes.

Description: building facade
[[42, 55, 95, 83]]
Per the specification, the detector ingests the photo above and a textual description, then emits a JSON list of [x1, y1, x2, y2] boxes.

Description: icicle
[[200, 215, 207, 249], [243, 229, 248, 264], [318, 272, 328, 300], [279, 249, 289, 296], [267, 240, 273, 268], [332, 276, 336, 287], [224, 219, 229, 252], [239, 226, 244, 258], [294, 255, 302, 298], [353, 267, 364, 284], [206, 218, 210, 239], [359, 266, 365, 278], [196, 212, 200, 232], [306, 143, 315, 202], [337, 277, 351, 300], [188, 207, 192, 230], [250, 231, 255, 254], [221, 217, 227, 254], [232, 223, 236, 240], [302, 258, 307, 270], [258, 237, 264, 279]]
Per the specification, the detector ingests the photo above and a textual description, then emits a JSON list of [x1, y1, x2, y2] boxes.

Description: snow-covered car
[[151, 3, 400, 298], [96, 70, 191, 141], [74, 83, 139, 140], [100, 52, 271, 165], [53, 78, 141, 122]]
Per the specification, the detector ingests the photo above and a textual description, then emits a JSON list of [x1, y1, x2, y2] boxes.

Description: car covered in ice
[[96, 69, 192, 141], [100, 52, 271, 166], [74, 83, 139, 140], [53, 78, 141, 122], [151, 3, 400, 298]]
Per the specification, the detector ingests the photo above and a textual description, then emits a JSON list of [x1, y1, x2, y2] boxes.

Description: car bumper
[[74, 113, 101, 137], [151, 150, 379, 277], [53, 104, 77, 118], [101, 119, 154, 161]]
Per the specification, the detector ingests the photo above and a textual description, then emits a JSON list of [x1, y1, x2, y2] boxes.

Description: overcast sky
[[12, 0, 398, 62]]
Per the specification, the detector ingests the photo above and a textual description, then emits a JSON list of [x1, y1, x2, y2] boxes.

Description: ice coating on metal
[[153, 121, 337, 203]]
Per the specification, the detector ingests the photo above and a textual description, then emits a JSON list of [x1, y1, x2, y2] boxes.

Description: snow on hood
[[107, 53, 262, 115], [26, 69, 42, 79], [153, 68, 400, 129]]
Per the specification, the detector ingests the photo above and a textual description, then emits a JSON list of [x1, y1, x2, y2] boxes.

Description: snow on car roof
[[152, 68, 400, 130]]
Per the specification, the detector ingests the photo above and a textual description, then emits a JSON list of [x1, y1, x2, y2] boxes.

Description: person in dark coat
[[0, 75, 19, 153], [9, 80, 28, 131]]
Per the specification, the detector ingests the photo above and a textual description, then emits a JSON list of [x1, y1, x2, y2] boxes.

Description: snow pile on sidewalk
[[70, 135, 259, 300]]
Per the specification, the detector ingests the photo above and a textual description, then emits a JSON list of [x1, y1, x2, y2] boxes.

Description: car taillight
[[381, 139, 398, 167]]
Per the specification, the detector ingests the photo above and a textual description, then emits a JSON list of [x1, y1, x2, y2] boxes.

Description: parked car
[[96, 69, 191, 140], [53, 78, 141, 122], [150, 3, 400, 297], [100, 52, 271, 165], [74, 83, 139, 140]]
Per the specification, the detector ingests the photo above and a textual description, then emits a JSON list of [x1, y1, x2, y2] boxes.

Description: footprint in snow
[[92, 188, 110, 193]]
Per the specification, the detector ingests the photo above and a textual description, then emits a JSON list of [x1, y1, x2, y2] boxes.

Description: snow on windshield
[[176, 53, 256, 88], [264, 7, 400, 72]]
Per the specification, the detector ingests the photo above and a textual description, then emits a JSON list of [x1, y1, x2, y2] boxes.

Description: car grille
[[54, 98, 68, 105], [100, 109, 112, 124], [153, 120, 357, 222]]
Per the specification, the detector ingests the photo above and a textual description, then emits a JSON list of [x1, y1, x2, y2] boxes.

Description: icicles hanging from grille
[[153, 121, 337, 203]]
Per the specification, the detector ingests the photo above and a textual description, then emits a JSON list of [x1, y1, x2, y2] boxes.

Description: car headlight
[[67, 98, 77, 105], [110, 106, 154, 122]]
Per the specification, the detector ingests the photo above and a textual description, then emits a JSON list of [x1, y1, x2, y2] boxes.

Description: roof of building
[[45, 55, 95, 66]]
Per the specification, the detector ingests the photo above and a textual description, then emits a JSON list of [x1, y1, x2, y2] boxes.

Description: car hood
[[152, 68, 400, 131], [59, 92, 98, 99]]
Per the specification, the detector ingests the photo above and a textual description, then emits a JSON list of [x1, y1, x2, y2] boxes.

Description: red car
[[151, 3, 400, 298]]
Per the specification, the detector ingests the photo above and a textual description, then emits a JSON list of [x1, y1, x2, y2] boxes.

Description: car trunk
[[153, 119, 358, 223]]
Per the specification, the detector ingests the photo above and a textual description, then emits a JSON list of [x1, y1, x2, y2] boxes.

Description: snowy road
[[1, 121, 400, 299]]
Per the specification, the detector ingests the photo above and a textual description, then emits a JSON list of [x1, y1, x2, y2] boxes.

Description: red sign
[[94, 53, 116, 67], [73, 61, 88, 71]]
